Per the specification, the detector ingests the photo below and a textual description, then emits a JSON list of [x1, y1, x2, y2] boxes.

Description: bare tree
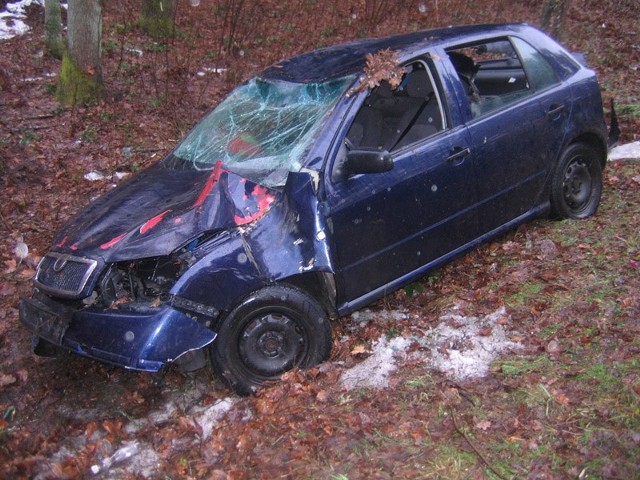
[[140, 0, 176, 38], [44, 0, 63, 58], [56, 0, 103, 105], [541, 0, 569, 40]]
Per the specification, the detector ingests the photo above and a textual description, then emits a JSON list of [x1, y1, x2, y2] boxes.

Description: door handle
[[447, 147, 470, 165], [547, 104, 565, 117]]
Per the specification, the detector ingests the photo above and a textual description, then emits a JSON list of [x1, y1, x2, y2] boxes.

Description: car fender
[[170, 171, 335, 314]]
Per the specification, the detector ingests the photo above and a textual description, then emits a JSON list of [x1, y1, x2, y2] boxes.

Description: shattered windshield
[[172, 76, 354, 187]]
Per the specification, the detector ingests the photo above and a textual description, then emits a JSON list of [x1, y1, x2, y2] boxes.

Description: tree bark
[[44, 0, 63, 59], [56, 0, 103, 105], [541, 0, 569, 40], [140, 0, 175, 38]]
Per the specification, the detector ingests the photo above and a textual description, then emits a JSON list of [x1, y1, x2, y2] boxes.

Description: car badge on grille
[[53, 255, 69, 272]]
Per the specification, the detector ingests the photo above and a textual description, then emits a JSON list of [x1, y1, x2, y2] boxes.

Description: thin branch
[[450, 409, 509, 480]]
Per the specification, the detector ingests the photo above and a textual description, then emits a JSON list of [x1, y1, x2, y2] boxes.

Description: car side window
[[447, 39, 532, 118], [345, 61, 445, 153], [510, 36, 560, 92]]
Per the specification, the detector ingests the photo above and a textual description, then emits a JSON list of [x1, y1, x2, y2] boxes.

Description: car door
[[324, 60, 479, 306], [445, 38, 552, 234], [510, 36, 570, 174]]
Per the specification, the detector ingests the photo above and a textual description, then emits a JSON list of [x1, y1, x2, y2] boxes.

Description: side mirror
[[334, 148, 393, 182]]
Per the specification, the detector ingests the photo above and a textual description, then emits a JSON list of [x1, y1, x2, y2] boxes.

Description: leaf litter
[[1, 0, 639, 478]]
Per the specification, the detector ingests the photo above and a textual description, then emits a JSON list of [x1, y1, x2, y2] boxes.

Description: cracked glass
[[172, 76, 354, 187]]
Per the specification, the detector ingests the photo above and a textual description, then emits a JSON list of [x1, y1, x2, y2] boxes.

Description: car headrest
[[448, 51, 478, 78], [405, 69, 433, 98]]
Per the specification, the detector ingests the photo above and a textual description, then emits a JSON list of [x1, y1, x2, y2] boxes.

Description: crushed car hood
[[53, 159, 278, 262]]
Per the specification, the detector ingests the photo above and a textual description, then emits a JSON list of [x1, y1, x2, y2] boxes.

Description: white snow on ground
[[609, 141, 640, 161], [189, 397, 237, 440], [111, 397, 235, 478], [39, 381, 236, 479], [425, 306, 523, 381], [340, 335, 412, 390], [0, 0, 42, 41], [341, 306, 524, 389]]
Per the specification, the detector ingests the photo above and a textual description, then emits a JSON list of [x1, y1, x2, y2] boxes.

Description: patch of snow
[[84, 170, 106, 181], [125, 47, 143, 57], [609, 141, 640, 161], [425, 307, 523, 381], [88, 440, 161, 479], [23, 72, 56, 82], [0, 0, 42, 41], [340, 306, 524, 389], [190, 397, 236, 439], [340, 336, 412, 390], [197, 66, 227, 76], [121, 442, 161, 479], [84, 170, 130, 182]]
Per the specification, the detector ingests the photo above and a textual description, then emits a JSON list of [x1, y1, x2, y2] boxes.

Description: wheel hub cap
[[563, 159, 591, 208], [240, 313, 304, 376]]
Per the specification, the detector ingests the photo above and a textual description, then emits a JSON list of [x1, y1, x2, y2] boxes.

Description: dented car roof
[[261, 23, 528, 82]]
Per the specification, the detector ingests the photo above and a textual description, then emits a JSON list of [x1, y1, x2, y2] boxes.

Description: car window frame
[[326, 55, 451, 183], [509, 35, 561, 94], [348, 54, 451, 152], [386, 58, 449, 155], [444, 36, 540, 121]]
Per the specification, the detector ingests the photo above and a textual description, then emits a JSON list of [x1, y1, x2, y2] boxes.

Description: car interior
[[346, 62, 445, 152], [447, 39, 532, 117]]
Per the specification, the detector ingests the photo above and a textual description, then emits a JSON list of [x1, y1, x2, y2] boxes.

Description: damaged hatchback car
[[20, 23, 618, 394]]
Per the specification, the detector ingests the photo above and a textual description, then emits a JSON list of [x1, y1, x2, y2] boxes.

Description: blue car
[[20, 23, 618, 394]]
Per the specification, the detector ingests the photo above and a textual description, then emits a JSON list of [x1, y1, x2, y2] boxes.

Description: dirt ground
[[0, 1, 639, 478]]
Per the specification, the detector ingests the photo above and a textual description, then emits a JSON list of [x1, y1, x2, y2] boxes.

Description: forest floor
[[0, 1, 639, 478]]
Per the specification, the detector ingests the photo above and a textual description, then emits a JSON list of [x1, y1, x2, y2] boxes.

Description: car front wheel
[[550, 143, 603, 219], [210, 285, 332, 395]]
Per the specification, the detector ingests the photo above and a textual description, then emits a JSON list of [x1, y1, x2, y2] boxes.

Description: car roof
[[260, 23, 533, 83]]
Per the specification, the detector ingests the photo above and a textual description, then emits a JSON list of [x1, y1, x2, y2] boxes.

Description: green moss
[[56, 52, 101, 105], [139, 0, 175, 38], [44, 0, 63, 59], [139, 16, 174, 38], [45, 38, 64, 60]]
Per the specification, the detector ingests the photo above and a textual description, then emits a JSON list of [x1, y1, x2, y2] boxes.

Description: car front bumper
[[19, 294, 217, 372]]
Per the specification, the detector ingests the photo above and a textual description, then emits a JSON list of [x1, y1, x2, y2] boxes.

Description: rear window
[[511, 36, 560, 92]]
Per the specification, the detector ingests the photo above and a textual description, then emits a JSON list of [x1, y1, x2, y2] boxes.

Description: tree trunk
[[56, 0, 103, 105], [541, 0, 568, 40], [44, 0, 63, 59], [140, 0, 175, 38]]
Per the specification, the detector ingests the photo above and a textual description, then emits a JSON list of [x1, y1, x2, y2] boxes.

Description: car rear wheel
[[210, 285, 332, 395], [550, 143, 603, 219]]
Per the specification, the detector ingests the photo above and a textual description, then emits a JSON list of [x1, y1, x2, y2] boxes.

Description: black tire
[[550, 143, 603, 219], [210, 285, 332, 395]]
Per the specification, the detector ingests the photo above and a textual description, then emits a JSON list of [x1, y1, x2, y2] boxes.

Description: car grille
[[35, 252, 98, 298]]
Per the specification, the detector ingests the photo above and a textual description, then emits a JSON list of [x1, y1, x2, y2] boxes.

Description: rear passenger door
[[445, 38, 550, 233], [510, 36, 570, 173]]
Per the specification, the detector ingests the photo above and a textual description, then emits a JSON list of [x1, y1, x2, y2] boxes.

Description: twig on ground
[[450, 408, 509, 480]]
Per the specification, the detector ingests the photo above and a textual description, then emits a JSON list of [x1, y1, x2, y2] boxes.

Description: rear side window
[[447, 39, 531, 118], [511, 36, 560, 92]]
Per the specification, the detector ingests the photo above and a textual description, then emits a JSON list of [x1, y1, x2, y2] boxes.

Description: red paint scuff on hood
[[192, 161, 224, 208], [140, 210, 172, 235], [56, 236, 68, 248], [100, 233, 127, 250], [234, 184, 275, 226]]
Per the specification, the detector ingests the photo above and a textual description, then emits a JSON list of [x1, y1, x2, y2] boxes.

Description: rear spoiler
[[608, 98, 620, 149]]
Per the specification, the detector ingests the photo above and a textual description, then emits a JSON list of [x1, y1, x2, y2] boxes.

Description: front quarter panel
[[171, 171, 334, 314]]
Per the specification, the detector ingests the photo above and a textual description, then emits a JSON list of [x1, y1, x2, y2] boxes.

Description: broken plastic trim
[[172, 76, 354, 187], [170, 295, 219, 319]]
